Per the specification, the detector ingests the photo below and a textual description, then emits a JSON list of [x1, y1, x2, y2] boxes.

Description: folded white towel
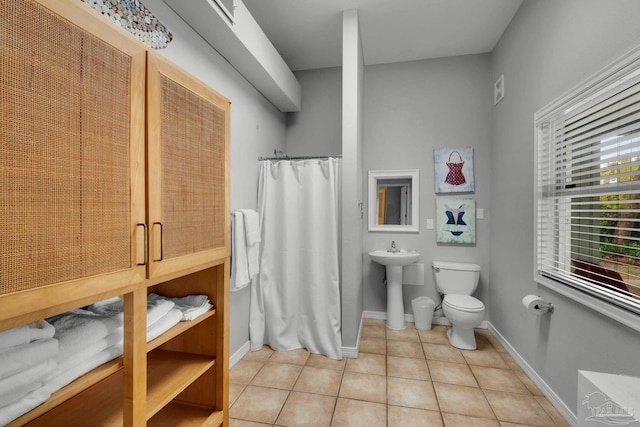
[[180, 301, 213, 321], [86, 297, 123, 316], [87, 296, 175, 328], [0, 338, 59, 380], [49, 309, 123, 360], [0, 325, 31, 350], [146, 308, 182, 342], [0, 380, 42, 410], [230, 211, 250, 291], [146, 298, 175, 327], [239, 209, 261, 245], [44, 343, 123, 395], [28, 320, 56, 342], [148, 293, 213, 321], [54, 329, 122, 374], [0, 320, 55, 351], [0, 359, 56, 407], [0, 385, 52, 426]]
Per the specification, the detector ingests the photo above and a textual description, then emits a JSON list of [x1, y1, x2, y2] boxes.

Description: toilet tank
[[432, 260, 481, 295]]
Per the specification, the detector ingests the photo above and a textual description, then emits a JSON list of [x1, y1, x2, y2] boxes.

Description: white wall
[[490, 0, 640, 417], [363, 54, 493, 317], [145, 0, 287, 355], [286, 67, 342, 156]]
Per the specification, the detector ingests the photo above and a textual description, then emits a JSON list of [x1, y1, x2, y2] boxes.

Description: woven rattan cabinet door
[[147, 53, 230, 280], [0, 0, 147, 321]]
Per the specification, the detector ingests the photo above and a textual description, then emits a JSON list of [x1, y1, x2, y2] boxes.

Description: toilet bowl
[[432, 260, 485, 350], [442, 294, 485, 350]]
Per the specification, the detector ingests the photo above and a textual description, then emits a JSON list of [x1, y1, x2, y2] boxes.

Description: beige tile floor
[[229, 319, 571, 427]]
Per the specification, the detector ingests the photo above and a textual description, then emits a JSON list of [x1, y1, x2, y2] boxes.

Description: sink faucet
[[389, 241, 398, 253]]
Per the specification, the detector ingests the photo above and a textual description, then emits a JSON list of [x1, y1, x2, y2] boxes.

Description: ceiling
[[242, 0, 524, 72]]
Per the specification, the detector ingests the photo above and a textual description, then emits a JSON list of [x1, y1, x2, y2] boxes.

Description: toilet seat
[[444, 294, 484, 312]]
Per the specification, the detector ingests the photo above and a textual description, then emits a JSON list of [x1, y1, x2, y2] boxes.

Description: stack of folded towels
[[0, 320, 58, 425], [45, 305, 125, 395], [86, 293, 213, 342], [0, 292, 213, 425]]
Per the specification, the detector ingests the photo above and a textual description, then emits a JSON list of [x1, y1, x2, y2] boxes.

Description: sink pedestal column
[[368, 250, 418, 331], [386, 265, 405, 329]]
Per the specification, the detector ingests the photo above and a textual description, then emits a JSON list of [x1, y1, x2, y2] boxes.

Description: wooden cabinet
[[146, 53, 230, 280], [0, 0, 147, 330], [0, 1, 230, 426]]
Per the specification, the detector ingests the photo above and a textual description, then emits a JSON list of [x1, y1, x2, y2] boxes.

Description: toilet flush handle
[[433, 266, 440, 272]]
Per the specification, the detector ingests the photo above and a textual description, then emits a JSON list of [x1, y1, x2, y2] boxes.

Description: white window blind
[[535, 51, 640, 315]]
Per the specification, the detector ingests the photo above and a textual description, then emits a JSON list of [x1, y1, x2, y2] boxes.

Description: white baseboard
[[487, 322, 577, 426], [362, 310, 387, 321], [362, 310, 490, 329], [230, 340, 251, 369]]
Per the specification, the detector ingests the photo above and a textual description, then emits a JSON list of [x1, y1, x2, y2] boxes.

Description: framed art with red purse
[[434, 147, 474, 193]]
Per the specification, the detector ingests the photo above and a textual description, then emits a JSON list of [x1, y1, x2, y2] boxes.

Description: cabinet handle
[[136, 223, 148, 266], [153, 222, 164, 262]]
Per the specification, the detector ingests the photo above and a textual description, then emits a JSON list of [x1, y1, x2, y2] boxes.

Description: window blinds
[[535, 57, 640, 315]]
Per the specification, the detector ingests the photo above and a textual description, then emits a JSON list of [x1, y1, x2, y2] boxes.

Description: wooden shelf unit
[[1, 1, 231, 426]]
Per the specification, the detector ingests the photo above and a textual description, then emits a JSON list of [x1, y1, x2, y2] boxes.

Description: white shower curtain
[[250, 158, 342, 359]]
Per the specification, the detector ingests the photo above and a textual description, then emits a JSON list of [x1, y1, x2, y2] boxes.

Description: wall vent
[[211, 0, 234, 22]]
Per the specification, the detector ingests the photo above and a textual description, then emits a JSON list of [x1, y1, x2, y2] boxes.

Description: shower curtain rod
[[258, 149, 341, 161]]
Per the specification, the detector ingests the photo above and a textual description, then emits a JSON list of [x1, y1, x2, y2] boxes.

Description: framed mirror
[[368, 169, 419, 232]]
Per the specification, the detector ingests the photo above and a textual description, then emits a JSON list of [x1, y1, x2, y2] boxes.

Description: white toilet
[[432, 260, 485, 350]]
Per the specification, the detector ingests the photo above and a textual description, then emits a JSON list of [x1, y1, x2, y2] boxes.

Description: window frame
[[534, 45, 640, 332]]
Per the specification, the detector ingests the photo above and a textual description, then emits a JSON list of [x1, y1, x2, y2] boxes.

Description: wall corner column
[[341, 9, 365, 351]]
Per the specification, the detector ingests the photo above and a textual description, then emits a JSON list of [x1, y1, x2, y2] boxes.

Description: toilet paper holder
[[534, 301, 554, 314], [522, 294, 555, 314]]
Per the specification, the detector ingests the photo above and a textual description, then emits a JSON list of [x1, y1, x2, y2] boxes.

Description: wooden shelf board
[[148, 403, 223, 427], [10, 358, 123, 427], [22, 350, 217, 426], [146, 308, 215, 352], [25, 370, 124, 427], [0, 282, 141, 332], [146, 350, 215, 420]]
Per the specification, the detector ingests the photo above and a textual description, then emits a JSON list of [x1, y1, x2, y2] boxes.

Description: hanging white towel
[[240, 209, 260, 278], [240, 209, 261, 246], [230, 211, 251, 291]]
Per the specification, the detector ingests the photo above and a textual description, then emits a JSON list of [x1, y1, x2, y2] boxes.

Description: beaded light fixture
[[81, 0, 173, 49]]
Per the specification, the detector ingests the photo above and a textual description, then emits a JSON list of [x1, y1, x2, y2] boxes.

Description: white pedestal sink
[[369, 250, 420, 329]]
